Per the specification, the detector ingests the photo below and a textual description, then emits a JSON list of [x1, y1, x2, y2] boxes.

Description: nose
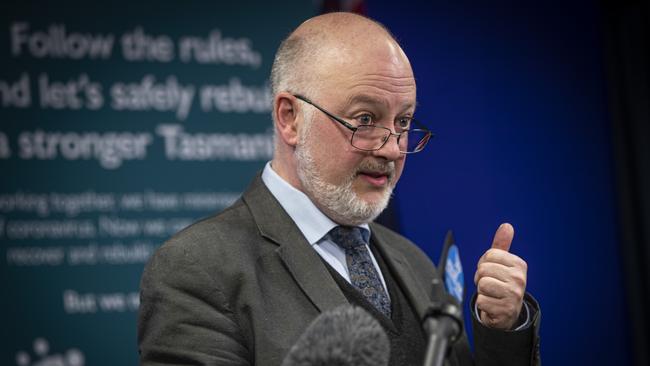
[[372, 132, 403, 161]]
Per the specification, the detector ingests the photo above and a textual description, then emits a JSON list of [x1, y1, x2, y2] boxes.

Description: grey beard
[[295, 138, 394, 226]]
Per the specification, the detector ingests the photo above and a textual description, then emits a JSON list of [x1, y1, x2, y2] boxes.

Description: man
[[138, 12, 540, 366]]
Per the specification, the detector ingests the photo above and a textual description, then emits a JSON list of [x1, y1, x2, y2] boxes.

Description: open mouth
[[358, 170, 391, 186]]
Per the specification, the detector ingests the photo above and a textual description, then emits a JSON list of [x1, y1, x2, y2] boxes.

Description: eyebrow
[[343, 94, 382, 108], [342, 94, 416, 115]]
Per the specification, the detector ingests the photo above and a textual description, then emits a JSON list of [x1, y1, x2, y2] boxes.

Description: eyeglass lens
[[352, 126, 429, 153]]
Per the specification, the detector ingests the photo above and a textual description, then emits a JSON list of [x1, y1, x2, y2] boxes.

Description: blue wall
[[369, 1, 631, 364]]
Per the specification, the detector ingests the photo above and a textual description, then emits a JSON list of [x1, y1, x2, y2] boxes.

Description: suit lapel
[[370, 224, 432, 320], [242, 175, 348, 313]]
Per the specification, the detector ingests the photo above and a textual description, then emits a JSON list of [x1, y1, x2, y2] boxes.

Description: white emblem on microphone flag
[[444, 244, 464, 303]]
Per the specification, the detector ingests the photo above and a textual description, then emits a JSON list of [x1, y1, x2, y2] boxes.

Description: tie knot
[[328, 226, 369, 250]]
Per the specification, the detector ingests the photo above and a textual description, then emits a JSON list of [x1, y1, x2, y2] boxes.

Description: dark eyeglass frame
[[293, 94, 433, 154]]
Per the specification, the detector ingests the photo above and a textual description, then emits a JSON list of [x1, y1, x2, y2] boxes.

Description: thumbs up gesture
[[474, 223, 527, 330]]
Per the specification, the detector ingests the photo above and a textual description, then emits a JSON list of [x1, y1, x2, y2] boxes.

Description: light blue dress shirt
[[261, 162, 390, 296]]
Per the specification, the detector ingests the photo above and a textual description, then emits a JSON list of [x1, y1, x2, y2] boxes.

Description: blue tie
[[328, 226, 392, 318]]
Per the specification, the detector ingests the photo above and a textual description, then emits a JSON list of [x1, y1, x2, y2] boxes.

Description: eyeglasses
[[293, 94, 433, 154]]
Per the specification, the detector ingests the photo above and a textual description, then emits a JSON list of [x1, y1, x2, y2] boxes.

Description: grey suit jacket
[[138, 175, 540, 365]]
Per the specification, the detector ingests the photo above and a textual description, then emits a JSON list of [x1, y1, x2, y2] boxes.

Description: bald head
[[269, 13, 416, 204], [270, 13, 412, 102]]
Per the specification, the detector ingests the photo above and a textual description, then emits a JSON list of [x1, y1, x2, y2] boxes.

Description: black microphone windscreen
[[281, 305, 390, 366]]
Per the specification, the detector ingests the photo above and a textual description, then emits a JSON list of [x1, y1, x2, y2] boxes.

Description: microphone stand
[[422, 231, 463, 366]]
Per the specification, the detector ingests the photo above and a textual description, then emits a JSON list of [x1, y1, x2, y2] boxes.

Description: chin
[[356, 187, 392, 204]]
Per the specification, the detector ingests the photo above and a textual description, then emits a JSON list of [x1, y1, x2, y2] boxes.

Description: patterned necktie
[[328, 226, 392, 318]]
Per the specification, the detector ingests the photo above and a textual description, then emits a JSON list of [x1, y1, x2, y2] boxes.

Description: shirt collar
[[261, 162, 369, 245]]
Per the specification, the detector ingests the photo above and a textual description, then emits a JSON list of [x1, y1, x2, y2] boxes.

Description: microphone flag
[[439, 231, 464, 304]]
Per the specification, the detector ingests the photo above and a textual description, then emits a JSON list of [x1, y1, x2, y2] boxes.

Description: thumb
[[491, 223, 514, 252]]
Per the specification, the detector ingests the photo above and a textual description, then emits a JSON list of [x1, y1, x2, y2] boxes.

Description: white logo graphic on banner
[[15, 338, 85, 366]]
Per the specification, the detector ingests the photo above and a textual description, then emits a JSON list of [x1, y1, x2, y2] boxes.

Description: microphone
[[422, 230, 463, 366], [281, 305, 390, 366]]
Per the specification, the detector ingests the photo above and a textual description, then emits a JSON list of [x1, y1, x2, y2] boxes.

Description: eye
[[396, 117, 412, 130], [356, 114, 374, 125]]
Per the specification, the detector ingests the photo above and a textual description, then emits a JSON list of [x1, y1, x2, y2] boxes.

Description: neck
[[270, 155, 303, 192]]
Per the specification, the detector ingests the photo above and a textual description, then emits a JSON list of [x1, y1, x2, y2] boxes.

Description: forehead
[[313, 38, 416, 109]]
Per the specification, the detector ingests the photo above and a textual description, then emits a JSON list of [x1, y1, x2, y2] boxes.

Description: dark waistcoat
[[323, 242, 428, 366]]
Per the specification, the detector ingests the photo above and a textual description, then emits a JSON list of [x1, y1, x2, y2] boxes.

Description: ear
[[274, 93, 301, 147]]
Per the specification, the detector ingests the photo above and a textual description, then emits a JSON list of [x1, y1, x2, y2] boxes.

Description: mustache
[[356, 159, 396, 180]]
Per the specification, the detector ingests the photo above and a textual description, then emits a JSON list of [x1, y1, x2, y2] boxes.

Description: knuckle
[[476, 281, 484, 294], [474, 272, 482, 286], [514, 287, 525, 299], [518, 258, 528, 272], [512, 271, 527, 288], [476, 264, 488, 278], [484, 249, 499, 262], [507, 284, 524, 300], [508, 303, 517, 316], [477, 277, 490, 292]]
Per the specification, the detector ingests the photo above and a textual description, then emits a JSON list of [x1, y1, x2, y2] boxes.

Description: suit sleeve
[[471, 293, 541, 366], [138, 242, 251, 366]]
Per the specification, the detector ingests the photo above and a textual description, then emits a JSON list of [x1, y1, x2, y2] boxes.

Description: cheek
[[310, 140, 358, 179], [329, 153, 361, 180], [306, 120, 366, 183]]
